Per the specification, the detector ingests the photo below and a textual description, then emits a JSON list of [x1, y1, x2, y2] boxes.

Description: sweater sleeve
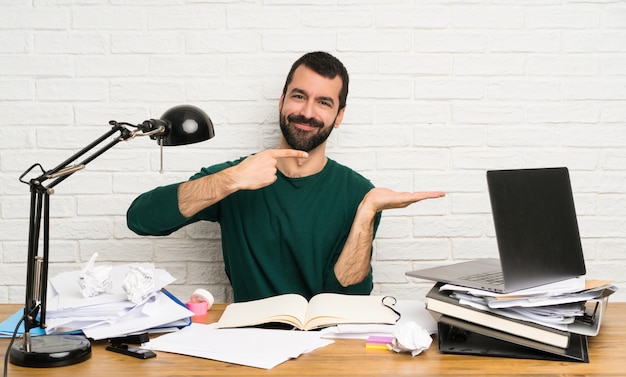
[[126, 182, 195, 236], [126, 159, 242, 236]]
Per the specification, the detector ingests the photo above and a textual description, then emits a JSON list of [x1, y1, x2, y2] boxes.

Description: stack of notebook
[[405, 167, 619, 362]]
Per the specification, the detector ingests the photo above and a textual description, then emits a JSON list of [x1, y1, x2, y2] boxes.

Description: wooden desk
[[1, 303, 625, 376]]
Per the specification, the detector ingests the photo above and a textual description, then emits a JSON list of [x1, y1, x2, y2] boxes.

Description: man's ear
[[334, 107, 345, 129], [278, 94, 284, 111]]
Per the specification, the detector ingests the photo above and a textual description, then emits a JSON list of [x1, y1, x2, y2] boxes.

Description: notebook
[[405, 167, 586, 293]]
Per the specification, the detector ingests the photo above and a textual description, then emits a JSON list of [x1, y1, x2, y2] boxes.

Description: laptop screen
[[487, 167, 586, 291]]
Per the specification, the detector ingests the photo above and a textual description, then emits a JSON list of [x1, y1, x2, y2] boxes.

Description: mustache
[[287, 114, 324, 129]]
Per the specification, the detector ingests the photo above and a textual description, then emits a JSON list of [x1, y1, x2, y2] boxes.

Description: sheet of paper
[[145, 323, 334, 369], [46, 299, 134, 319], [321, 324, 395, 339], [395, 299, 438, 333], [440, 276, 586, 298], [80, 290, 193, 340], [486, 289, 606, 309]]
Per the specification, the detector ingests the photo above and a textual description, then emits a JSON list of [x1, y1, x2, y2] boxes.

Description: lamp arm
[[22, 123, 137, 191], [20, 121, 161, 334]]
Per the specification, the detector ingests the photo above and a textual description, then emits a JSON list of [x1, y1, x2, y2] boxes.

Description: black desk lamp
[[8, 105, 214, 368]]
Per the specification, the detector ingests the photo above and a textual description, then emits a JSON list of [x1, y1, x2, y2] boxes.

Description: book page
[[216, 294, 309, 329], [303, 294, 398, 330]]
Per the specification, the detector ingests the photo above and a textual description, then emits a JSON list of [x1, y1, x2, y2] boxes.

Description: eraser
[[186, 300, 208, 315]]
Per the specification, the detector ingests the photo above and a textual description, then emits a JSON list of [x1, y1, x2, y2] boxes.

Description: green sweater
[[127, 157, 380, 302]]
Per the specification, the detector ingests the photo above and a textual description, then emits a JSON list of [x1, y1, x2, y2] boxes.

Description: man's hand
[[360, 188, 445, 214], [178, 148, 307, 218], [229, 149, 308, 191]]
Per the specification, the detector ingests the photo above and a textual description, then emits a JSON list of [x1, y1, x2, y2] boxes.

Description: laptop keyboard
[[461, 271, 504, 285]]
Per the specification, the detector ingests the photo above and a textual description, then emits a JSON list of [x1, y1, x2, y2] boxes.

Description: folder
[[0, 309, 47, 338], [436, 315, 589, 363]]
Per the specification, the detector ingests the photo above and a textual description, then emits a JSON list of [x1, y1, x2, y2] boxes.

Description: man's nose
[[298, 100, 316, 119]]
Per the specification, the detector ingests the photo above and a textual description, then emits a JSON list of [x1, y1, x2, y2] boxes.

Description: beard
[[279, 112, 336, 152]]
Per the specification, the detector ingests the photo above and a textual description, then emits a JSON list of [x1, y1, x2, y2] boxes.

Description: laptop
[[405, 167, 586, 293]]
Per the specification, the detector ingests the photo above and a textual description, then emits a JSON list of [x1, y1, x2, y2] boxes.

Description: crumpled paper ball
[[122, 264, 155, 304], [388, 321, 433, 356], [78, 252, 113, 298]]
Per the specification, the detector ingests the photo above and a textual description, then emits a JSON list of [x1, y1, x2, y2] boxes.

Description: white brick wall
[[1, 1, 625, 304]]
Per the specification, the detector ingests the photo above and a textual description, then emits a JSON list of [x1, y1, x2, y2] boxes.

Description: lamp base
[[10, 334, 91, 368]]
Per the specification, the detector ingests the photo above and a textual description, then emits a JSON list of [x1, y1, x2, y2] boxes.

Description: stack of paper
[[438, 278, 616, 336], [2, 263, 194, 341]]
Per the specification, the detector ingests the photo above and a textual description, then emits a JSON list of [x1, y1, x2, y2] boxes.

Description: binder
[[437, 315, 589, 363]]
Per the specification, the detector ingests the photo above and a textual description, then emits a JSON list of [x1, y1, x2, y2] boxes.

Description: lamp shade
[[159, 105, 215, 146]]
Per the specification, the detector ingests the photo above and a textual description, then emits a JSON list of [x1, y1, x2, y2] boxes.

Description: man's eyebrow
[[289, 87, 307, 96], [318, 95, 335, 106], [289, 87, 336, 106]]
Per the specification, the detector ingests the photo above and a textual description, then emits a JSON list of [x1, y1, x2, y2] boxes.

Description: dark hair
[[281, 51, 349, 111]]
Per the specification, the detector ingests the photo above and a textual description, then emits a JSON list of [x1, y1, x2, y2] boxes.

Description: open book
[[215, 293, 399, 331]]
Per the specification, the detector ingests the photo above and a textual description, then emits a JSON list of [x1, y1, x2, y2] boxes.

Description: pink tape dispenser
[[186, 288, 215, 315]]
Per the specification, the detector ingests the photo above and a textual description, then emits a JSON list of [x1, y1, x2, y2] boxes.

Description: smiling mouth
[[287, 114, 323, 131], [293, 122, 318, 131]]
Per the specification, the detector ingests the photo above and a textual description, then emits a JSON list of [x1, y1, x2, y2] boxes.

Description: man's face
[[279, 65, 344, 152]]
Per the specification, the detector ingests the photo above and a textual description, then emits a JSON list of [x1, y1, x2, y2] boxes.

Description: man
[[127, 51, 444, 302]]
